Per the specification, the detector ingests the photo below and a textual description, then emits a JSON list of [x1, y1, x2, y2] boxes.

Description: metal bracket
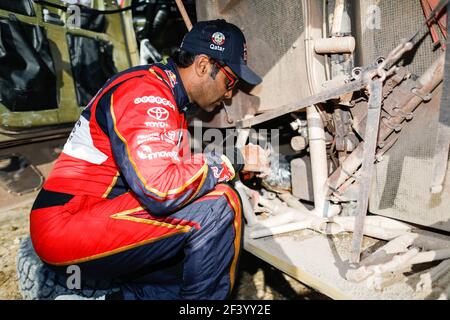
[[381, 117, 402, 132], [411, 87, 432, 101], [393, 107, 414, 120]]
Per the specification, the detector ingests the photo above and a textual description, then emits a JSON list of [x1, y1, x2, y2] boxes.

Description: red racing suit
[[42, 60, 235, 215], [30, 60, 242, 299]]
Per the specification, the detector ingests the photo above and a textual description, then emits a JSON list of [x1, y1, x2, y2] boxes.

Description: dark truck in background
[[0, 0, 195, 195], [2, 0, 450, 299]]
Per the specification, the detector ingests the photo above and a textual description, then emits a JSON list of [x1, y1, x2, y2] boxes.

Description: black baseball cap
[[180, 19, 262, 86]]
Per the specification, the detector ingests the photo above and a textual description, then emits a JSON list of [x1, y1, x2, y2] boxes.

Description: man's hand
[[240, 143, 271, 177]]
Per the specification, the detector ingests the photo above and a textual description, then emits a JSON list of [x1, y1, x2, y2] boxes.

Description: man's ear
[[194, 54, 211, 78]]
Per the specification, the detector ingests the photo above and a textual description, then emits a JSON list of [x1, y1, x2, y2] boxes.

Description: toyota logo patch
[[147, 107, 169, 121]]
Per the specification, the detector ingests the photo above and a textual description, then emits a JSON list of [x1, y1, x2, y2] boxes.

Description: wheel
[[16, 236, 119, 300]]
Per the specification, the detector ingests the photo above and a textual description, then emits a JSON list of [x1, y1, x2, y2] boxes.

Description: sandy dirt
[[0, 202, 30, 300], [0, 197, 327, 300]]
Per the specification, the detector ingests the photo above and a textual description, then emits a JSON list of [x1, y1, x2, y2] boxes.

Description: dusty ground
[[0, 200, 31, 300], [0, 196, 327, 300], [230, 251, 329, 300]]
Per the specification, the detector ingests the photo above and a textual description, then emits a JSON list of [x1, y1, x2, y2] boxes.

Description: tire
[[16, 236, 120, 300]]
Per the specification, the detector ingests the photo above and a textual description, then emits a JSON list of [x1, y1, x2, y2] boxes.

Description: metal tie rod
[[236, 77, 368, 128], [350, 78, 383, 264]]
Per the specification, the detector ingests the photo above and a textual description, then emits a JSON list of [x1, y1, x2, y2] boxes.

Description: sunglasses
[[214, 61, 239, 91]]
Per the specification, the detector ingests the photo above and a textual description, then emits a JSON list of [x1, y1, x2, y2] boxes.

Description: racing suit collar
[[156, 58, 199, 119]]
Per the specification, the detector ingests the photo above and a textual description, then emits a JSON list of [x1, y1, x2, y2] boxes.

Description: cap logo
[[211, 32, 225, 46]]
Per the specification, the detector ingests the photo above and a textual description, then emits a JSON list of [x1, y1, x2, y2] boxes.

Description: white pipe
[[347, 248, 419, 283], [410, 249, 450, 265], [331, 216, 412, 240], [347, 246, 450, 284], [370, 248, 419, 274], [297, 2, 343, 219], [359, 231, 450, 267], [253, 203, 305, 229], [302, 0, 318, 94], [314, 37, 356, 54], [257, 197, 315, 222], [359, 233, 416, 267], [365, 250, 450, 292], [306, 104, 327, 212], [320, 201, 341, 217], [234, 181, 259, 227], [249, 213, 412, 240], [278, 193, 311, 212], [256, 211, 296, 229], [307, 105, 338, 217], [331, 0, 345, 35], [248, 193, 327, 237], [322, 0, 331, 81], [236, 182, 311, 229], [258, 196, 289, 212], [249, 190, 412, 239]]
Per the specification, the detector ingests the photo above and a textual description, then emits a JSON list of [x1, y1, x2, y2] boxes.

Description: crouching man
[[30, 19, 268, 300]]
